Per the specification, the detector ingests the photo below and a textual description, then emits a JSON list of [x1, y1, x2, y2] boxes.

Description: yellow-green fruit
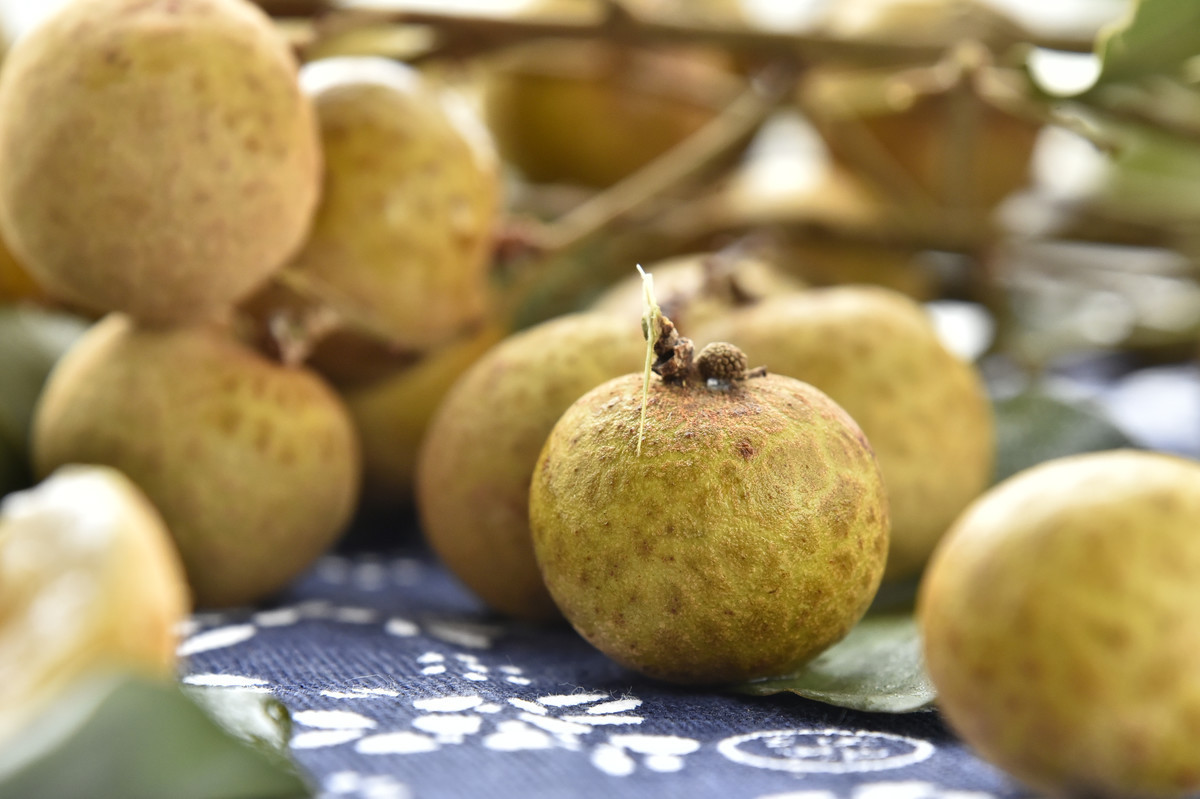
[[482, 38, 739, 187], [0, 465, 190, 743], [590, 252, 805, 331], [32, 315, 360, 608], [697, 286, 992, 580], [0, 0, 321, 324], [530, 371, 889, 684], [919, 451, 1200, 799], [346, 322, 508, 508], [282, 57, 501, 352], [416, 313, 644, 620]]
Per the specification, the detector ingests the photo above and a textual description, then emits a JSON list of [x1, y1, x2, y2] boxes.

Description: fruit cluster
[[1, 1, 1199, 797]]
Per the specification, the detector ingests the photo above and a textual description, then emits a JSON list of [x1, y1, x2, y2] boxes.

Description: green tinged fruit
[[416, 313, 644, 620], [530, 371, 889, 684]]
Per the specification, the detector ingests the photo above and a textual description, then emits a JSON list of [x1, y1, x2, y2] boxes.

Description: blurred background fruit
[[280, 56, 502, 353], [32, 315, 361, 608], [416, 312, 644, 620], [0, 0, 321, 324], [481, 0, 745, 188], [0, 465, 190, 743]]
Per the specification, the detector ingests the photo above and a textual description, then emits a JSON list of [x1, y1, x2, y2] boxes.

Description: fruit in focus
[[282, 56, 501, 352], [919, 450, 1200, 799], [0, 465, 190, 742], [0, 0, 321, 324], [33, 314, 360, 607], [697, 286, 993, 580], [416, 313, 644, 620], [529, 365, 889, 684]]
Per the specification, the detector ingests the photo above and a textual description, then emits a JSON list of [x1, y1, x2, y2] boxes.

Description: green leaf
[[729, 614, 935, 713], [993, 388, 1135, 485], [0, 674, 311, 799], [0, 306, 89, 458], [1094, 0, 1200, 85]]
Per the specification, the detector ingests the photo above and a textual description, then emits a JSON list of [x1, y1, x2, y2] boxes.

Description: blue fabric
[[181, 546, 1027, 799]]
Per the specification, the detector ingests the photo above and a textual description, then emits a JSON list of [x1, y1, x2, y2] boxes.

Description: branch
[[295, 6, 1094, 67]]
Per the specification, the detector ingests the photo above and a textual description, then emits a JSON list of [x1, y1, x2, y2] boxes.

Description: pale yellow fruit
[[530, 371, 889, 684], [0, 0, 321, 324], [920, 451, 1200, 799], [345, 322, 507, 508], [282, 57, 501, 352], [697, 286, 993, 579], [0, 465, 190, 743], [416, 313, 644, 620], [33, 315, 360, 607]]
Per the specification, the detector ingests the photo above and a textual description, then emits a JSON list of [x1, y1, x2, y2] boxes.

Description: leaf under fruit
[[728, 614, 935, 714]]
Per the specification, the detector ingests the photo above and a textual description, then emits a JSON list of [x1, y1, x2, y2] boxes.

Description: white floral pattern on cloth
[[177, 554, 1024, 799]]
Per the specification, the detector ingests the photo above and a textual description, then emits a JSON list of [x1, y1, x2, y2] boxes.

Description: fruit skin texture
[[416, 313, 643, 620], [919, 451, 1200, 799], [0, 465, 189, 742], [0, 0, 321, 324], [283, 57, 500, 352], [530, 372, 889, 684], [697, 286, 993, 580], [32, 314, 360, 608]]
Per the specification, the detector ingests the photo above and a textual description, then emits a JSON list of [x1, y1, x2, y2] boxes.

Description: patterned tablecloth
[[178, 541, 1021, 799], [176, 362, 1200, 799]]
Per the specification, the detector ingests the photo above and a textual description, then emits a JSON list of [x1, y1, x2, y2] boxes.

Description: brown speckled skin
[[698, 286, 993, 580], [919, 451, 1200, 799], [32, 314, 360, 608], [284, 59, 500, 352], [529, 372, 889, 685], [0, 0, 320, 324], [416, 314, 644, 621]]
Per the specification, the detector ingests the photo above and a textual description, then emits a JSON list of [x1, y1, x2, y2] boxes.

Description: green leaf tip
[[727, 614, 937, 714]]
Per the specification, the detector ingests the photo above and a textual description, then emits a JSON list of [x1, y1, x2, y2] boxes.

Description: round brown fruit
[[481, 19, 741, 188], [920, 451, 1200, 799], [0, 0, 321, 325], [530, 367, 889, 684], [803, 0, 1038, 212], [282, 57, 501, 352], [697, 286, 993, 580], [416, 313, 644, 620], [32, 314, 360, 608]]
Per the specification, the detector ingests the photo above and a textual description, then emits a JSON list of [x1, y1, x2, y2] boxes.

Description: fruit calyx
[[650, 315, 762, 388]]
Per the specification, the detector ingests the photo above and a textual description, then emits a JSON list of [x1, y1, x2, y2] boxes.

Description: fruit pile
[[2, 0, 1199, 797]]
